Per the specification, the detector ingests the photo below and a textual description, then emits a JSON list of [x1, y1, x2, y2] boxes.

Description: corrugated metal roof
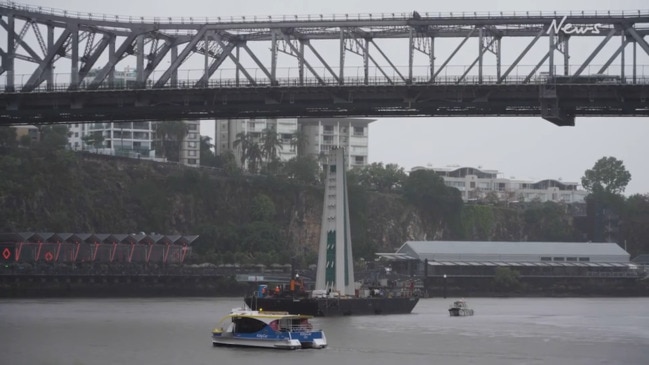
[[424, 261, 633, 268], [397, 241, 629, 261]]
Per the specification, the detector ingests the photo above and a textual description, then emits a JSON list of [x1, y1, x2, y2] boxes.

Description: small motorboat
[[211, 307, 327, 350], [448, 299, 474, 317]]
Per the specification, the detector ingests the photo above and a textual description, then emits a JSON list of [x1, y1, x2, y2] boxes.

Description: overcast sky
[[14, 0, 649, 195]]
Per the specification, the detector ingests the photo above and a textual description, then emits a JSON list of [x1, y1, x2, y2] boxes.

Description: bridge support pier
[[540, 85, 575, 126]]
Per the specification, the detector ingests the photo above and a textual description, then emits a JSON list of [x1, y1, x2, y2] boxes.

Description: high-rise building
[[299, 118, 374, 170], [67, 68, 199, 166], [215, 117, 374, 170], [179, 120, 201, 166], [215, 118, 298, 168]]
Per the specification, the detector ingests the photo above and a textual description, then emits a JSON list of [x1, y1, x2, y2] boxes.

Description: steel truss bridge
[[1, 2, 649, 126]]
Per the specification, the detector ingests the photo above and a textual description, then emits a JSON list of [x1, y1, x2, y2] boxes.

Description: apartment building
[[411, 165, 587, 204], [69, 122, 156, 158], [67, 68, 199, 166], [214, 117, 374, 170], [215, 118, 298, 168], [299, 118, 374, 170]]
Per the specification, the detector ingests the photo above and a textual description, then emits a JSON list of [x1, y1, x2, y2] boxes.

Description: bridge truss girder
[[1, 83, 647, 125], [1, 4, 649, 124]]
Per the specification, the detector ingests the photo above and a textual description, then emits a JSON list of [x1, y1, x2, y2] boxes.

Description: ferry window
[[579, 257, 590, 262], [540, 257, 551, 261], [566, 257, 578, 261], [553, 257, 565, 261], [233, 317, 266, 333]]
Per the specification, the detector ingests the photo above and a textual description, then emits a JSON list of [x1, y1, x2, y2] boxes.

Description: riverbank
[[2, 277, 648, 298]]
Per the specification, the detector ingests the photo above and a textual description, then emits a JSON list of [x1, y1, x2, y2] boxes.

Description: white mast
[[315, 147, 355, 296]]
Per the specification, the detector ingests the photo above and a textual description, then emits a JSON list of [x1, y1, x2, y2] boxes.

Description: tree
[[290, 129, 309, 155], [402, 169, 464, 234], [155, 121, 188, 162], [582, 156, 631, 195], [81, 132, 105, 150], [621, 194, 649, 257], [246, 143, 264, 173], [251, 194, 276, 221], [282, 155, 321, 184], [493, 267, 521, 292], [0, 126, 17, 147], [199, 136, 219, 167], [215, 150, 239, 174], [233, 132, 253, 168], [348, 162, 407, 193], [38, 125, 70, 150], [260, 127, 283, 163]]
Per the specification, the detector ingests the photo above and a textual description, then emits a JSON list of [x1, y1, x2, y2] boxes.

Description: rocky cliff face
[[0, 150, 582, 260]]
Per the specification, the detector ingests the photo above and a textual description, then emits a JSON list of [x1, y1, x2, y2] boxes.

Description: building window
[[188, 124, 198, 130], [353, 126, 364, 136], [187, 159, 197, 165], [188, 141, 197, 148], [188, 150, 197, 157], [354, 156, 364, 164], [188, 133, 197, 139]]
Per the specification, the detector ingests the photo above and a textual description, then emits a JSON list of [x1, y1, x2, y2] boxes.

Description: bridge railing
[[2, 1, 648, 25], [0, 65, 649, 92]]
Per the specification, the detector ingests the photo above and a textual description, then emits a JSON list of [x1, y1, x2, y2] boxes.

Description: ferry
[[211, 308, 327, 350], [448, 299, 474, 317]]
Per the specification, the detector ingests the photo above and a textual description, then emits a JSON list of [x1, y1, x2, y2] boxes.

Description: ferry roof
[[219, 310, 312, 324], [230, 311, 311, 319]]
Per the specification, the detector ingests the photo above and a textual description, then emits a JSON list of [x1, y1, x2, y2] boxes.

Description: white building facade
[[299, 118, 374, 170], [67, 68, 200, 166], [215, 118, 298, 167], [214, 117, 374, 170], [411, 165, 587, 204], [69, 122, 155, 158]]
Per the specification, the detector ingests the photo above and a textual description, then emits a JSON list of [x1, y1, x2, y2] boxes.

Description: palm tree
[[155, 121, 188, 162], [260, 127, 283, 162], [247, 143, 264, 173], [233, 132, 253, 168], [290, 129, 309, 156]]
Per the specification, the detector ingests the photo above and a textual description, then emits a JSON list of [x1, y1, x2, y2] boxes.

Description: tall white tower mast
[[315, 148, 355, 296]]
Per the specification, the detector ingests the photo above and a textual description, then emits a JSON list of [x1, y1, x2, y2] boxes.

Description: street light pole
[[443, 274, 447, 299]]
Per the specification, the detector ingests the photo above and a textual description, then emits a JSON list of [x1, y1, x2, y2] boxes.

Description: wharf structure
[[0, 232, 197, 265], [376, 241, 642, 296], [378, 241, 635, 277]]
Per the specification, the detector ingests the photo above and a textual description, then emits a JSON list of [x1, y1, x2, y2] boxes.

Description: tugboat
[[244, 148, 419, 316], [448, 299, 474, 317]]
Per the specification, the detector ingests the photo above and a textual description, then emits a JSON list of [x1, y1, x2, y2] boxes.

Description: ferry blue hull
[[245, 296, 419, 317]]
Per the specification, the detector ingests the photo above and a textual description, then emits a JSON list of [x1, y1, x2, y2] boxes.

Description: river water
[[1, 297, 648, 365]]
